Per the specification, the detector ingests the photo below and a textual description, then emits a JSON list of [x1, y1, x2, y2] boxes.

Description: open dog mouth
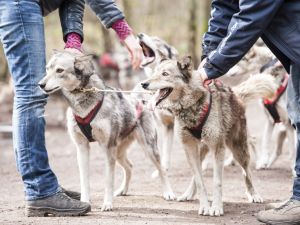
[[147, 88, 173, 111], [139, 41, 156, 67], [43, 86, 60, 94]]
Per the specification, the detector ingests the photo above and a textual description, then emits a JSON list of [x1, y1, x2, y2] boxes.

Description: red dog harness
[[188, 80, 216, 139], [74, 96, 104, 142], [74, 95, 143, 142], [263, 73, 289, 123]]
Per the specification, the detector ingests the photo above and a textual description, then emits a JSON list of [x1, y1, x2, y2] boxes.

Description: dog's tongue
[[147, 90, 160, 111]]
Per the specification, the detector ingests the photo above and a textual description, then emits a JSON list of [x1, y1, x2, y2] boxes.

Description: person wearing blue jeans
[[197, 1, 300, 224], [0, 0, 142, 217]]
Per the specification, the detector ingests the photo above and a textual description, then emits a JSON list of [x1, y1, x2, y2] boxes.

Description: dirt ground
[[0, 81, 294, 225]]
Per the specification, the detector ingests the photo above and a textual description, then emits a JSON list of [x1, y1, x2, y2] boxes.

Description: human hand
[[197, 58, 208, 82], [65, 47, 83, 56], [123, 34, 143, 69]]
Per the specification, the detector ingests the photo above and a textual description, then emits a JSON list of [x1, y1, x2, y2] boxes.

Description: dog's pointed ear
[[177, 56, 193, 81], [170, 46, 179, 59], [157, 49, 168, 62], [74, 55, 94, 77]]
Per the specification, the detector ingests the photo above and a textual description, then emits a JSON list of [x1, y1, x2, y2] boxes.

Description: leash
[[78, 87, 153, 95]]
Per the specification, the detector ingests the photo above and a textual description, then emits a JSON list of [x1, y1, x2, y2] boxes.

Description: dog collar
[[263, 73, 289, 123], [74, 95, 104, 142]]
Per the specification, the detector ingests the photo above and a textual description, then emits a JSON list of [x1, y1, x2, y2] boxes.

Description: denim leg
[[287, 63, 300, 200], [0, 0, 59, 200]]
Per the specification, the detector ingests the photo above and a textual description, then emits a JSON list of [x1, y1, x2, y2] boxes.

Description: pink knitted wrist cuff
[[65, 33, 82, 51], [111, 19, 132, 41]]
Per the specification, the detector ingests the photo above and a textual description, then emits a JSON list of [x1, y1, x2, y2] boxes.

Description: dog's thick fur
[[138, 33, 178, 176], [141, 56, 276, 216], [39, 51, 175, 211]]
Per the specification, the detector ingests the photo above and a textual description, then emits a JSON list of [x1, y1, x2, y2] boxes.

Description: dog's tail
[[232, 74, 277, 104]]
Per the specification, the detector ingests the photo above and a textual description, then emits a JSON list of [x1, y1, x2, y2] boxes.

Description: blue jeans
[[0, 0, 59, 200], [287, 63, 300, 200]]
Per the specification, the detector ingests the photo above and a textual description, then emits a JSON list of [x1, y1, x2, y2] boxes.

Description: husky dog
[[141, 56, 277, 216], [38, 51, 175, 211], [227, 43, 296, 171], [138, 33, 178, 176]]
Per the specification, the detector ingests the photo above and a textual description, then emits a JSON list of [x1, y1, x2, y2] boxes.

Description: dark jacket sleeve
[[59, 0, 85, 42], [204, 0, 284, 79], [202, 0, 239, 61], [86, 0, 125, 28]]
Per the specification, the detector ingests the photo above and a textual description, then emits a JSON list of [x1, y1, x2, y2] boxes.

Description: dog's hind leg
[[268, 124, 286, 168], [152, 120, 174, 179], [256, 118, 274, 170], [114, 140, 133, 197], [101, 146, 117, 211], [135, 127, 175, 201], [228, 136, 263, 203], [287, 123, 296, 175], [161, 123, 174, 172]]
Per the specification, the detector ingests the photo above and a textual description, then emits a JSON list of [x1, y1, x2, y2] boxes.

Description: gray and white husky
[[138, 33, 178, 177], [39, 50, 175, 211], [227, 44, 296, 172], [141, 55, 276, 216]]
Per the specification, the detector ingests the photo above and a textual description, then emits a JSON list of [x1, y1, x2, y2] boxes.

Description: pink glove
[[64, 32, 82, 51], [111, 19, 132, 41], [112, 19, 142, 69]]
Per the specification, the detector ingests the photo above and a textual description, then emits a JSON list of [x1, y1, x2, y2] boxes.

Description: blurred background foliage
[[0, 0, 211, 83]]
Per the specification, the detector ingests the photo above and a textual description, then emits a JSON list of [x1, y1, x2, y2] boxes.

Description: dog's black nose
[[137, 33, 144, 39], [39, 83, 46, 89], [141, 82, 149, 89]]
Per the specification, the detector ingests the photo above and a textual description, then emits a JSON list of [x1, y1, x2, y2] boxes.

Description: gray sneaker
[[25, 191, 91, 217], [257, 199, 300, 225]]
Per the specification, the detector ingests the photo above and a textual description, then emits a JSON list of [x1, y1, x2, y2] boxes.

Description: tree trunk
[[0, 44, 8, 82], [188, 0, 199, 67], [100, 26, 114, 53], [122, 0, 133, 26]]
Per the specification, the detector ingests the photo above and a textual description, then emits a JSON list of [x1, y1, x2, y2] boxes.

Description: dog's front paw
[[177, 194, 195, 202], [198, 203, 210, 216], [209, 205, 224, 216], [246, 192, 263, 203], [151, 170, 159, 179], [256, 158, 269, 170], [101, 202, 113, 211], [177, 189, 196, 202], [114, 187, 128, 197], [163, 190, 176, 201]]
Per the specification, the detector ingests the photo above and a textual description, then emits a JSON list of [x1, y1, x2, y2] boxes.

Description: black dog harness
[[74, 96, 104, 142], [188, 80, 217, 139]]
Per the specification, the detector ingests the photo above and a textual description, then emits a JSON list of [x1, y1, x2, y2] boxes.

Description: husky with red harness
[[141, 55, 277, 216], [256, 58, 296, 172], [38, 50, 175, 212]]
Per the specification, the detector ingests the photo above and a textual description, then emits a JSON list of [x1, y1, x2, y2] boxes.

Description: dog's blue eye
[[56, 68, 64, 73], [162, 72, 169, 76]]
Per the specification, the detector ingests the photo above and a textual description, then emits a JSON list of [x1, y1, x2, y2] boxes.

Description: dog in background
[[138, 33, 178, 176], [226, 43, 295, 172], [39, 50, 175, 212], [141, 55, 276, 216]]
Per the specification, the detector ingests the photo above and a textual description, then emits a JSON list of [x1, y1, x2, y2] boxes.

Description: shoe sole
[[26, 205, 91, 217], [258, 218, 300, 225]]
